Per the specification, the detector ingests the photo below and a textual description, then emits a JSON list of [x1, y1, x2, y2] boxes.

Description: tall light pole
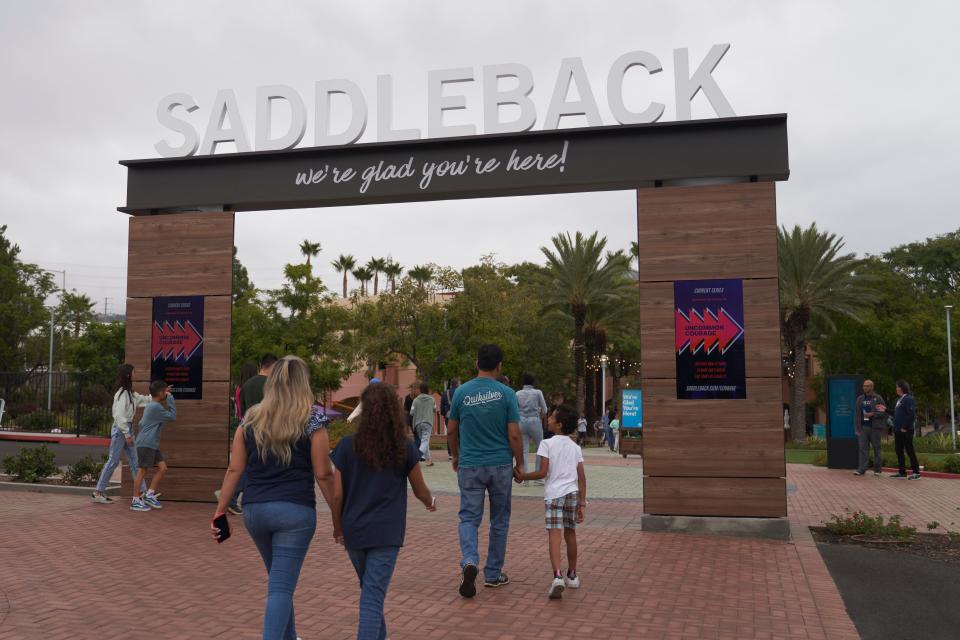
[[946, 305, 956, 450], [41, 269, 66, 411], [600, 354, 609, 416]]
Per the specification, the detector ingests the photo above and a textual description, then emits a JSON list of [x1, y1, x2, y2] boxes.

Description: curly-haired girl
[[331, 382, 437, 640]]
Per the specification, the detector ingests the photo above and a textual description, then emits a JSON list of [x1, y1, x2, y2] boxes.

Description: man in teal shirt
[[447, 344, 523, 597]]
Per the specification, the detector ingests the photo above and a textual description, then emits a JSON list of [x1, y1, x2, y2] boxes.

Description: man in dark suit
[[853, 379, 887, 476]]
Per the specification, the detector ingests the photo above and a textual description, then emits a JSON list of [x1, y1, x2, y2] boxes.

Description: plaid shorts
[[544, 491, 579, 530]]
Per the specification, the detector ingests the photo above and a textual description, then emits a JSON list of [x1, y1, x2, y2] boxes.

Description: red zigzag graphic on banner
[[151, 320, 204, 361], [675, 307, 744, 355]]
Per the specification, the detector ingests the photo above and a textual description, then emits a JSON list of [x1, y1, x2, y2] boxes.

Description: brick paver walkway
[[2, 454, 956, 639]]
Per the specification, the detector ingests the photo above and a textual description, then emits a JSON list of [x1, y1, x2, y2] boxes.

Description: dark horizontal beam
[[119, 114, 788, 215]]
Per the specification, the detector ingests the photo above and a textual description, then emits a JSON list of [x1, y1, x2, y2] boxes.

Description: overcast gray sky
[[2, 1, 958, 314]]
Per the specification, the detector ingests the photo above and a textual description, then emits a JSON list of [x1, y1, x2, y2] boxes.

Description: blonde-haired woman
[[212, 355, 334, 640]]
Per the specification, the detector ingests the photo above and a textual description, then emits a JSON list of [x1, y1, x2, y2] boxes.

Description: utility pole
[[104, 297, 110, 318]]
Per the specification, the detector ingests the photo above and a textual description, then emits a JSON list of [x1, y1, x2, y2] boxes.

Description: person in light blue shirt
[[131, 380, 176, 511], [515, 373, 548, 479], [447, 344, 523, 598]]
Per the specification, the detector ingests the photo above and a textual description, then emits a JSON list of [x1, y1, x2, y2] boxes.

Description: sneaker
[[130, 499, 151, 512], [143, 494, 163, 509], [565, 573, 581, 589], [227, 502, 242, 515], [852, 470, 865, 476], [484, 574, 510, 588], [459, 563, 479, 598], [548, 577, 565, 599], [873, 471, 883, 476], [908, 473, 921, 480], [213, 489, 221, 501], [91, 492, 113, 504], [532, 479, 545, 486], [890, 472, 908, 479]]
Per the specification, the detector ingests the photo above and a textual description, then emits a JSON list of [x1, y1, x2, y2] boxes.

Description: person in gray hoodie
[[410, 383, 437, 466]]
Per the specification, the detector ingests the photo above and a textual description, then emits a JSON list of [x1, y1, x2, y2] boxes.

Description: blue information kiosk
[[620, 389, 643, 458], [825, 375, 862, 469]]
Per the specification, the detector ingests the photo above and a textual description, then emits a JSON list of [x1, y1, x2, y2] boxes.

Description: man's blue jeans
[[457, 464, 513, 582], [95, 426, 147, 493], [243, 501, 316, 640], [347, 546, 400, 640]]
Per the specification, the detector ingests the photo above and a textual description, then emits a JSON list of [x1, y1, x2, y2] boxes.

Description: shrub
[[77, 405, 112, 435], [63, 455, 106, 486], [941, 454, 960, 474], [13, 409, 60, 431], [2, 445, 59, 482], [812, 451, 827, 466], [824, 510, 916, 540]]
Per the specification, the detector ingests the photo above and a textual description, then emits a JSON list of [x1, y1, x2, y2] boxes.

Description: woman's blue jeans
[[243, 501, 317, 640], [519, 417, 543, 473], [347, 546, 400, 640], [94, 426, 146, 493]]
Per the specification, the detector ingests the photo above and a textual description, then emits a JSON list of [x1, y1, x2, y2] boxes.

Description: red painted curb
[[0, 433, 110, 446], [881, 466, 960, 480]]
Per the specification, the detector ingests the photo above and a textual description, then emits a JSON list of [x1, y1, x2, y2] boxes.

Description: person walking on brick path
[[410, 382, 437, 466], [330, 382, 437, 640], [92, 363, 148, 504], [891, 380, 921, 479], [442, 378, 460, 461], [447, 343, 523, 597], [211, 355, 335, 640], [130, 380, 175, 512], [609, 412, 621, 453], [516, 373, 548, 483], [517, 404, 586, 599], [854, 379, 887, 476], [577, 414, 588, 446]]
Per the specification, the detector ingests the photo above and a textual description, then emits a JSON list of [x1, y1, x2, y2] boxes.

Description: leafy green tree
[[57, 290, 97, 339], [538, 231, 633, 417], [331, 254, 356, 298], [352, 266, 373, 296], [299, 240, 321, 268], [0, 225, 56, 371], [884, 229, 960, 297], [382, 260, 403, 294], [64, 321, 125, 387], [367, 257, 387, 295], [233, 246, 254, 303], [779, 223, 878, 442]]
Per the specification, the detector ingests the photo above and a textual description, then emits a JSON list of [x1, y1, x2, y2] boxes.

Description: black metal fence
[[0, 372, 114, 437]]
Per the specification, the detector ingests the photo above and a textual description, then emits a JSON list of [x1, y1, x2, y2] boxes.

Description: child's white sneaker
[[565, 574, 581, 589], [548, 577, 565, 599]]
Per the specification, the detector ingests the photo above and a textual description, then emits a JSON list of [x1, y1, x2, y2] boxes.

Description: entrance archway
[[119, 114, 789, 534]]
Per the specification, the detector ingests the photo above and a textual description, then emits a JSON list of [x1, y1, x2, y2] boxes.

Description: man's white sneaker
[[564, 574, 581, 589], [548, 577, 565, 599]]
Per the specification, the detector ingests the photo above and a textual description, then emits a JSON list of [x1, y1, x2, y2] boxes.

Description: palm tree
[[299, 240, 321, 268], [408, 265, 434, 290], [331, 254, 356, 298], [383, 260, 403, 294], [58, 291, 97, 338], [779, 223, 878, 442], [538, 231, 633, 417], [352, 266, 373, 296], [629, 241, 639, 269], [367, 257, 388, 295]]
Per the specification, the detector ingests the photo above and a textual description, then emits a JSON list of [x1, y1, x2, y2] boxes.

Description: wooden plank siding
[[122, 212, 234, 502], [637, 183, 785, 519]]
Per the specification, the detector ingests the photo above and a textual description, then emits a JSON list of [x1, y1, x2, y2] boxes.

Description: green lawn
[[786, 449, 955, 465]]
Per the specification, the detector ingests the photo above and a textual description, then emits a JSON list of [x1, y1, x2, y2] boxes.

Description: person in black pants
[[891, 379, 920, 479]]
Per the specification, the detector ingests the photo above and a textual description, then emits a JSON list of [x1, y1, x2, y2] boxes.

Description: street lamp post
[[600, 354, 609, 416], [947, 305, 956, 450], [41, 269, 66, 412]]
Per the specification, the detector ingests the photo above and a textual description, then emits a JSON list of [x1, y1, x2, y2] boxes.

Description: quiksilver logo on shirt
[[463, 390, 503, 406]]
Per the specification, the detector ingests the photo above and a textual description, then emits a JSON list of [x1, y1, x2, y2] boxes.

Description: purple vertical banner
[[673, 279, 746, 399], [150, 296, 204, 400]]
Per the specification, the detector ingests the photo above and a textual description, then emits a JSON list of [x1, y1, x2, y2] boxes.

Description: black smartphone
[[213, 513, 231, 544]]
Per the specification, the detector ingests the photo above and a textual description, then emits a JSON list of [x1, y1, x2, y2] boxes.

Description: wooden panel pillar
[[123, 212, 234, 501], [637, 183, 786, 520]]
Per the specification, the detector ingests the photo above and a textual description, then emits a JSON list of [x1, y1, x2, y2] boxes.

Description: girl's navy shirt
[[331, 435, 419, 550], [242, 407, 328, 508]]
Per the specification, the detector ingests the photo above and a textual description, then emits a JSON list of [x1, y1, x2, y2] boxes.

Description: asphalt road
[[0, 440, 108, 467], [818, 542, 960, 640]]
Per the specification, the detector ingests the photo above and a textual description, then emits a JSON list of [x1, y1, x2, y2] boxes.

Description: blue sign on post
[[826, 374, 862, 468], [621, 389, 642, 428]]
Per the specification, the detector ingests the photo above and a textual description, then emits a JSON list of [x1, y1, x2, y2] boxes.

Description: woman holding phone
[[211, 355, 335, 640]]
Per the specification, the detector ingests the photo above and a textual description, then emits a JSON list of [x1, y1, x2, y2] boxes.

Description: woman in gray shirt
[[515, 373, 548, 483]]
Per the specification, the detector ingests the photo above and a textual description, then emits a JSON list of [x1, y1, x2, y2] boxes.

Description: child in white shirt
[[518, 404, 586, 599]]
